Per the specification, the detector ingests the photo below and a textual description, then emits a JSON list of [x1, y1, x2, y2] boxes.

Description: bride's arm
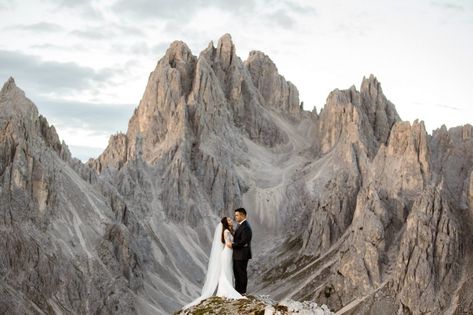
[[224, 230, 232, 248]]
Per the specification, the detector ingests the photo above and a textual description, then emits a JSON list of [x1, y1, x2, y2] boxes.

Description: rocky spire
[[360, 74, 400, 144], [121, 40, 196, 162], [216, 33, 236, 71], [313, 75, 401, 159], [0, 76, 39, 120], [0, 77, 70, 159], [1, 76, 16, 93], [245, 50, 301, 114], [395, 184, 461, 314], [95, 34, 296, 172]]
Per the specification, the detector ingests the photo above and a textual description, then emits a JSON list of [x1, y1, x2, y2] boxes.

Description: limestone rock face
[[0, 79, 142, 314], [2, 34, 473, 315], [0, 77, 38, 120], [360, 74, 400, 144], [395, 185, 461, 314], [245, 50, 301, 114], [313, 77, 400, 159], [198, 34, 290, 147], [124, 40, 196, 163], [370, 120, 431, 210], [90, 132, 128, 173], [430, 124, 473, 207]]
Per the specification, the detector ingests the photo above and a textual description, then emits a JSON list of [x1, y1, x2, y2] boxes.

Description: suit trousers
[[233, 259, 249, 294]]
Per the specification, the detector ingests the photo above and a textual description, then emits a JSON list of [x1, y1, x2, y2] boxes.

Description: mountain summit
[[1, 34, 473, 314]]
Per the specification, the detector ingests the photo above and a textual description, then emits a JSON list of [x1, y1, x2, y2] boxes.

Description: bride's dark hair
[[221, 217, 232, 244]]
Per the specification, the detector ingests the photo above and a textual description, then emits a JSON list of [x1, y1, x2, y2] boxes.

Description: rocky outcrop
[[198, 34, 290, 147], [90, 132, 128, 173], [0, 79, 141, 314], [360, 74, 400, 144], [124, 40, 196, 163], [248, 80, 468, 315], [369, 119, 431, 228], [245, 50, 301, 114], [430, 124, 473, 208], [313, 77, 400, 159], [395, 185, 462, 314], [174, 295, 333, 315]]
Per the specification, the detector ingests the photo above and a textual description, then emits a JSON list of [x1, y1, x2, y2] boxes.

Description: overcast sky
[[1, 0, 472, 161]]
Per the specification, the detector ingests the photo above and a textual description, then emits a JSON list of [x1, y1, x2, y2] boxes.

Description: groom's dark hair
[[235, 208, 247, 216]]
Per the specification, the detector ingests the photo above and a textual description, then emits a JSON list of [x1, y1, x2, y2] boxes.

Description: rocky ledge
[[173, 295, 333, 315]]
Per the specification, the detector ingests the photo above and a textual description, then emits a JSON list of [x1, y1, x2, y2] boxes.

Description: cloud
[[115, 42, 151, 56], [0, 50, 121, 95], [0, 0, 13, 9], [256, 1, 316, 29], [68, 145, 106, 161], [151, 42, 171, 55], [30, 43, 88, 52], [111, 0, 314, 30], [43, 0, 102, 19], [27, 96, 135, 161], [47, 0, 87, 7], [268, 9, 296, 28], [130, 42, 150, 55], [113, 0, 196, 20], [111, 24, 146, 37], [434, 103, 462, 111], [430, 0, 465, 11], [35, 98, 135, 161], [6, 22, 63, 33], [36, 97, 134, 135], [283, 0, 317, 15], [68, 23, 145, 41], [69, 28, 113, 40], [110, 40, 171, 57], [112, 0, 257, 21]]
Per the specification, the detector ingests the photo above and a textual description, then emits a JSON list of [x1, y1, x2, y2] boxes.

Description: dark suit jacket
[[232, 220, 252, 260]]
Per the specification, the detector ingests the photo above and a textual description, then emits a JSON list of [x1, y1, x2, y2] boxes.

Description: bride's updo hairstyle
[[221, 217, 231, 244]]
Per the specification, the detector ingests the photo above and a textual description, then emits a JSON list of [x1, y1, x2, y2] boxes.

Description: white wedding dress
[[184, 222, 245, 309]]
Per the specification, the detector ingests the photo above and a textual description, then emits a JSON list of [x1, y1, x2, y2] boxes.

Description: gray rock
[[245, 50, 301, 114], [395, 184, 461, 314]]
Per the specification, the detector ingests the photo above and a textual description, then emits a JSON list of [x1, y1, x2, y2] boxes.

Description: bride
[[184, 217, 246, 308]]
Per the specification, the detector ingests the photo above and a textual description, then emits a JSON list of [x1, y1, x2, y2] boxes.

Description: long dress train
[[184, 223, 244, 309]]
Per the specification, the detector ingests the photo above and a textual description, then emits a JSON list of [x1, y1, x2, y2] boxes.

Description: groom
[[230, 207, 252, 295]]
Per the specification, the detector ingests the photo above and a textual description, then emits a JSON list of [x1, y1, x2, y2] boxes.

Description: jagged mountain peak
[[245, 50, 282, 77], [165, 40, 195, 66], [0, 78, 71, 161], [0, 76, 39, 120], [313, 75, 403, 158], [216, 33, 236, 68], [218, 32, 234, 44], [95, 34, 307, 170], [244, 50, 301, 114], [360, 73, 381, 92], [199, 33, 237, 71], [359, 74, 400, 144], [1, 76, 17, 93]]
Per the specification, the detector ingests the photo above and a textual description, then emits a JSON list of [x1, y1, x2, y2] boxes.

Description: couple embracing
[[185, 208, 252, 308]]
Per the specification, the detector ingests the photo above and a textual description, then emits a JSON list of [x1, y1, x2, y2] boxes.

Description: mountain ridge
[[1, 34, 473, 314]]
